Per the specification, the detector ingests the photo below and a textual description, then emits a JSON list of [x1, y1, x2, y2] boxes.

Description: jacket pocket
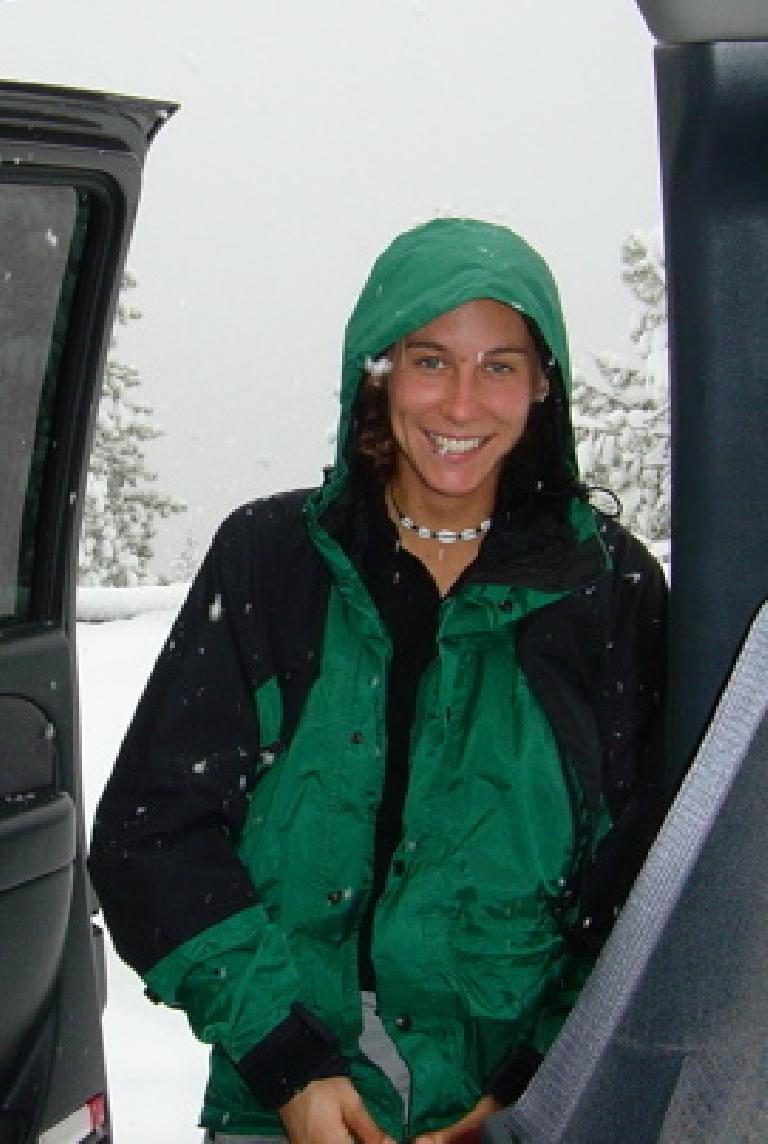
[[448, 888, 564, 1021]]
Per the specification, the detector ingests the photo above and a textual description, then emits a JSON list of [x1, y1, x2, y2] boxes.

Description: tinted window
[[0, 185, 87, 621]]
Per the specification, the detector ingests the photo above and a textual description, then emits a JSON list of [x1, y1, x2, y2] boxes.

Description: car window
[[0, 184, 89, 621]]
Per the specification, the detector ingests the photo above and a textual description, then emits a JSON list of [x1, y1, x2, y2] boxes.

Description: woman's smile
[[424, 430, 491, 457]]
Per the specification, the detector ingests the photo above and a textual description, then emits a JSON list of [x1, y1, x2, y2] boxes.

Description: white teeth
[[430, 433, 484, 455]]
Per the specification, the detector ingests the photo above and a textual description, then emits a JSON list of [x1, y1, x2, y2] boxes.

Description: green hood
[[339, 217, 574, 470], [308, 217, 587, 533]]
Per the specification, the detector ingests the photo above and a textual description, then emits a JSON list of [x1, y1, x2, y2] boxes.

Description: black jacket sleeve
[[89, 507, 266, 972], [518, 517, 669, 951], [573, 520, 669, 947]]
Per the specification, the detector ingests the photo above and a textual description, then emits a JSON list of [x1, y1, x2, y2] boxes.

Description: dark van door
[[0, 82, 175, 1143]]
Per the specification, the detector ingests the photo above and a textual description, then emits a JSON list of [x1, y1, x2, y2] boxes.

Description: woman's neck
[[388, 478, 496, 535], [384, 481, 492, 597]]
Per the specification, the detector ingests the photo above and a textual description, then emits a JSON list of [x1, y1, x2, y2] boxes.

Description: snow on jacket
[[89, 218, 667, 1138]]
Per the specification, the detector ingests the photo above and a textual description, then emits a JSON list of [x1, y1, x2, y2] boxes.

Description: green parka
[[89, 219, 667, 1139]]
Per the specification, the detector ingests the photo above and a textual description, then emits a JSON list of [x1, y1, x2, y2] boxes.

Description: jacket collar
[[312, 475, 608, 596]]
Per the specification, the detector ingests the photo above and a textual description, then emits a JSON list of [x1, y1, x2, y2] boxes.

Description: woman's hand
[[412, 1095, 503, 1144], [278, 1076, 395, 1144]]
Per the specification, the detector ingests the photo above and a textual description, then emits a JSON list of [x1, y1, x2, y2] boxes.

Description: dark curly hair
[[353, 369, 397, 481]]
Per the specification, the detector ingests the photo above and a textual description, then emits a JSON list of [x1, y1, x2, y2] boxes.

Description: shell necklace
[[388, 488, 492, 545]]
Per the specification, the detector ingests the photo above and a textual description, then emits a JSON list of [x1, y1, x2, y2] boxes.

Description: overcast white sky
[[3, 0, 663, 572]]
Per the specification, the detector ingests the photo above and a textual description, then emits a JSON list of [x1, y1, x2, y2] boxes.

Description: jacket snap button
[[394, 1014, 412, 1031], [350, 730, 364, 744], [327, 890, 343, 905], [392, 859, 405, 876]]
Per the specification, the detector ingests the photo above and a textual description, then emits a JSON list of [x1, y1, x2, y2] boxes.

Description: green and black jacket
[[89, 219, 667, 1138]]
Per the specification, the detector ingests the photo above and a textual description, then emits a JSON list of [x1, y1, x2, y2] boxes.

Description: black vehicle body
[[0, 81, 174, 1144]]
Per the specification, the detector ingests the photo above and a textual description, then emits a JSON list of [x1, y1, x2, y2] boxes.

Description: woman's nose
[[442, 363, 479, 421]]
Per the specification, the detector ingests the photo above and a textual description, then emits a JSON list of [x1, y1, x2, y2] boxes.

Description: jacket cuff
[[484, 1044, 543, 1106], [234, 1003, 350, 1109]]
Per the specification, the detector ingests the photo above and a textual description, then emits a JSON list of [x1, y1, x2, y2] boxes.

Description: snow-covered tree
[[78, 273, 185, 586], [167, 534, 200, 585], [572, 229, 670, 546]]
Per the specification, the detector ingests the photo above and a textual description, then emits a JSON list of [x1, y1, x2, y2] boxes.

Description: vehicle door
[[0, 82, 175, 1144]]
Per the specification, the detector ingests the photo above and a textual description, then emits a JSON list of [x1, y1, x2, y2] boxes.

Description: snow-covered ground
[[77, 598, 209, 1143]]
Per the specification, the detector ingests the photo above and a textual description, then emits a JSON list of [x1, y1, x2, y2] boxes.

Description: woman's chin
[[410, 466, 499, 505]]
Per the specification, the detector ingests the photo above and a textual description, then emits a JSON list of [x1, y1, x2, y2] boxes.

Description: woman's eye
[[416, 356, 447, 371], [483, 360, 516, 376]]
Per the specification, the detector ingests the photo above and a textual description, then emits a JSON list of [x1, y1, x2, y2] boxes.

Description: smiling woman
[[89, 217, 668, 1144], [376, 300, 551, 594]]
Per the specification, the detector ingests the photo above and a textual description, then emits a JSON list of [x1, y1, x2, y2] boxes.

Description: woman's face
[[387, 298, 548, 515]]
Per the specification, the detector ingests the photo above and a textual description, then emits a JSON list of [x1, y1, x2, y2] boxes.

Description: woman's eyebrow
[[483, 345, 530, 356], [402, 339, 529, 355], [402, 339, 448, 351]]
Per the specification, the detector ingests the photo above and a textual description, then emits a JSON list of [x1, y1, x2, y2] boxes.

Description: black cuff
[[484, 1043, 543, 1106], [234, 1003, 350, 1109]]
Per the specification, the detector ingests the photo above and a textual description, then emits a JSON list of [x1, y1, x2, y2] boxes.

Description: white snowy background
[[77, 589, 210, 1142], [4, 0, 663, 576]]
